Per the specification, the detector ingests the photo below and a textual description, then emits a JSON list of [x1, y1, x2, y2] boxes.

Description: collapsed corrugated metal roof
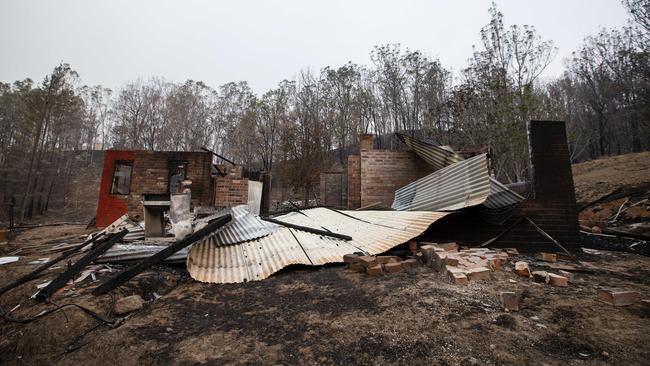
[[393, 134, 524, 215], [393, 154, 492, 211], [96, 244, 188, 264], [196, 205, 277, 246], [398, 133, 464, 170], [187, 208, 447, 284]]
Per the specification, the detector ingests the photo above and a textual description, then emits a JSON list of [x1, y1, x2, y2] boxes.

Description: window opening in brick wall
[[111, 161, 133, 195], [169, 161, 188, 194]]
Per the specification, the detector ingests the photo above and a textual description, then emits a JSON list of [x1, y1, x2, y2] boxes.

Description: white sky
[[0, 0, 630, 93]]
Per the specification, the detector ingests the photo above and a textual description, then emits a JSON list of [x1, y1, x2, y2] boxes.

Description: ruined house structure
[[95, 150, 262, 228], [95, 120, 578, 252], [320, 120, 580, 250]]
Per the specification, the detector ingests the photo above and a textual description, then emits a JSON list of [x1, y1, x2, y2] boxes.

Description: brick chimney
[[360, 134, 374, 151]]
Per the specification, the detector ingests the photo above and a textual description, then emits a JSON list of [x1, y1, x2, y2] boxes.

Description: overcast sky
[[0, 0, 630, 94]]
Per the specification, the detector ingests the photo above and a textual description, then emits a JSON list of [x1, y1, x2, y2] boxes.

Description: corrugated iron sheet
[[196, 205, 277, 246], [392, 154, 492, 211], [187, 208, 447, 283], [398, 133, 464, 170], [96, 244, 188, 263], [394, 135, 524, 212]]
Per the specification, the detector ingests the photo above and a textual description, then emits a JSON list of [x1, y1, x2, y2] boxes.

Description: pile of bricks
[[419, 242, 514, 286], [343, 253, 418, 277]]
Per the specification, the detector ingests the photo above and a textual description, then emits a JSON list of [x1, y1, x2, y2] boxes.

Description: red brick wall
[[96, 150, 213, 227], [360, 150, 434, 207], [214, 165, 249, 208], [96, 150, 133, 227], [347, 155, 361, 209]]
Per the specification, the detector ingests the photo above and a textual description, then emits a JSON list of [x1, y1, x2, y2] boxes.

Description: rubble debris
[[500, 292, 519, 311], [547, 273, 569, 287], [384, 262, 403, 273], [93, 214, 231, 295], [367, 264, 383, 277], [27, 258, 50, 265], [436, 242, 459, 252], [377, 256, 399, 264], [536, 252, 557, 262], [465, 267, 490, 281], [401, 258, 418, 270], [358, 256, 378, 268], [0, 256, 20, 265], [597, 288, 638, 306], [503, 248, 519, 256], [514, 261, 531, 277], [113, 295, 144, 315], [35, 230, 128, 302], [0, 233, 106, 296], [558, 270, 575, 283], [531, 271, 549, 284]]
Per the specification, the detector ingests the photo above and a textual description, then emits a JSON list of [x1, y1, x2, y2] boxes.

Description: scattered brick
[[358, 256, 378, 268], [437, 242, 459, 252], [377, 256, 399, 264], [514, 261, 531, 277], [465, 267, 490, 281], [500, 292, 519, 311], [487, 257, 500, 271], [558, 270, 575, 283], [547, 273, 569, 287], [597, 288, 638, 306], [444, 255, 460, 267], [343, 254, 360, 264], [401, 258, 418, 270], [348, 262, 364, 272], [536, 252, 557, 262], [367, 264, 383, 277], [449, 271, 469, 286], [384, 262, 403, 273]]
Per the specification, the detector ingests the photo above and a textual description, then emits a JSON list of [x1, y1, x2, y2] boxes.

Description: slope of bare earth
[[573, 152, 650, 232]]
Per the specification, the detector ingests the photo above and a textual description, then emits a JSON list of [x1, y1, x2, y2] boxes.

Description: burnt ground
[[1, 226, 650, 365]]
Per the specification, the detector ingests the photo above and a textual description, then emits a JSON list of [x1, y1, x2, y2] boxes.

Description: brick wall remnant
[[96, 150, 213, 227], [347, 155, 361, 209], [359, 149, 434, 208], [214, 164, 249, 208]]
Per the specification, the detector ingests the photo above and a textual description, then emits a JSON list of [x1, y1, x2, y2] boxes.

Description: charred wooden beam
[[602, 227, 650, 241], [92, 214, 232, 296], [0, 234, 102, 296], [201, 147, 236, 166], [260, 217, 353, 241], [35, 230, 128, 302]]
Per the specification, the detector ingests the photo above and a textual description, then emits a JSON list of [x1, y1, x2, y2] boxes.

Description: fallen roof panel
[[196, 205, 277, 246], [398, 133, 464, 170], [392, 154, 492, 211], [187, 208, 447, 284]]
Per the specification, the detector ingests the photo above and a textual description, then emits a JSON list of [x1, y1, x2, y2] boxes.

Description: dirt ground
[[1, 224, 650, 365]]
